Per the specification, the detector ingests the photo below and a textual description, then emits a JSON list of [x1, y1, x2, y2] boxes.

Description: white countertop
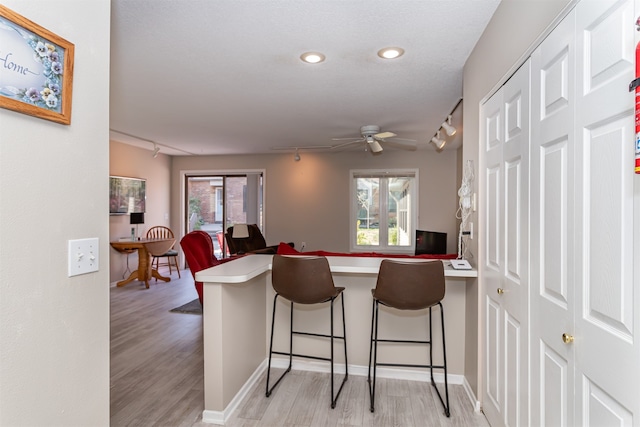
[[196, 254, 477, 284]]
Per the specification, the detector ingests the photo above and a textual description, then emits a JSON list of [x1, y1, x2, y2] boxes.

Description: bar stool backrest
[[373, 260, 445, 310], [272, 255, 339, 304]]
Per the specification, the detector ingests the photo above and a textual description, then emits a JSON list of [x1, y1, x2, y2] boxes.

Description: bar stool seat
[[266, 255, 348, 409], [368, 259, 450, 417]]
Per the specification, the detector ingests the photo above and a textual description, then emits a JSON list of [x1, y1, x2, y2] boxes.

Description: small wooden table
[[110, 238, 176, 289]]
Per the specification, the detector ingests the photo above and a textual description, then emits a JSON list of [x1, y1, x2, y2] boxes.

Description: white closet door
[[481, 60, 530, 427], [482, 82, 505, 427], [530, 8, 576, 427], [481, 84, 505, 427], [574, 0, 638, 424]]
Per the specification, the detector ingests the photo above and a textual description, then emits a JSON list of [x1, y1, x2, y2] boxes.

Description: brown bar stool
[[368, 259, 450, 417], [266, 255, 348, 408]]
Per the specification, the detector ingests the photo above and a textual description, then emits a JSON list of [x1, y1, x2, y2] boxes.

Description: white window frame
[[349, 169, 418, 254]]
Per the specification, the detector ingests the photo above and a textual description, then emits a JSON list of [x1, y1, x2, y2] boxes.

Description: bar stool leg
[[265, 294, 293, 397], [330, 296, 335, 408], [330, 294, 349, 409], [368, 300, 380, 412], [341, 293, 348, 380], [428, 303, 450, 417], [439, 303, 450, 417], [367, 298, 375, 386]]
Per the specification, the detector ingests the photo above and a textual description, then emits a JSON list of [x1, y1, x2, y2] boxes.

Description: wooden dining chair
[[146, 226, 180, 278]]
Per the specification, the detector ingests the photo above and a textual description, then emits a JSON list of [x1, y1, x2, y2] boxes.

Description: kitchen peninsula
[[196, 254, 477, 424]]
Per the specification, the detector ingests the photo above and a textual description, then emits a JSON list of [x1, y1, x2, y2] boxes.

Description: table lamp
[[130, 212, 145, 240]]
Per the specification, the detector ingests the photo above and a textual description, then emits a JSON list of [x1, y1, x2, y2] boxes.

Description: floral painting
[[0, 5, 73, 124]]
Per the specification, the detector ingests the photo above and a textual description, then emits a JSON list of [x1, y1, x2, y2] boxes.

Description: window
[[350, 170, 417, 253]]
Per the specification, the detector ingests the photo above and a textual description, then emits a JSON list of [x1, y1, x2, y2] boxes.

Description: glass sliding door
[[186, 173, 263, 258]]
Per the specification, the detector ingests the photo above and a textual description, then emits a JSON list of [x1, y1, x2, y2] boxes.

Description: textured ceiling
[[109, 0, 500, 156]]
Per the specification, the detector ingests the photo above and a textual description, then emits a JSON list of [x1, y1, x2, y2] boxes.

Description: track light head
[[430, 131, 446, 150], [441, 115, 456, 136], [294, 149, 301, 161], [152, 143, 160, 158]]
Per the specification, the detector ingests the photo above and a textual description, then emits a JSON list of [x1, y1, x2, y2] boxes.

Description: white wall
[[0, 0, 110, 424], [462, 0, 573, 399]]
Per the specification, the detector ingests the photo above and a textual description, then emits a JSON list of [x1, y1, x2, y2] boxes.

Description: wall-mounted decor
[[109, 176, 146, 215], [0, 5, 74, 125]]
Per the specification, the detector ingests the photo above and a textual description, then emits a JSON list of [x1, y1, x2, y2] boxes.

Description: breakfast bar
[[196, 254, 477, 424]]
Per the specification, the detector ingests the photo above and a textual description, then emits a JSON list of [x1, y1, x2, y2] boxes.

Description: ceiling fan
[[331, 125, 416, 154]]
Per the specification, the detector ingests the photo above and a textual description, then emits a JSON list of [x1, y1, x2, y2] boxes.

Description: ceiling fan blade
[[368, 140, 383, 153], [384, 139, 417, 150], [331, 137, 361, 141], [331, 139, 364, 149], [374, 131, 396, 139]]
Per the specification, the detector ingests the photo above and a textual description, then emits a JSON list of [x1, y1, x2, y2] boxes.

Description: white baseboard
[[462, 376, 482, 412], [202, 359, 268, 425], [267, 357, 465, 385], [201, 357, 477, 425]]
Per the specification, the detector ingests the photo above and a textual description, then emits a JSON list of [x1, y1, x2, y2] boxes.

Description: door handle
[[497, 288, 505, 295], [562, 333, 574, 344]]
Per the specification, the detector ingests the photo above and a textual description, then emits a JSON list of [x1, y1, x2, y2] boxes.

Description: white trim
[[268, 357, 464, 385], [201, 359, 268, 425], [462, 375, 482, 413]]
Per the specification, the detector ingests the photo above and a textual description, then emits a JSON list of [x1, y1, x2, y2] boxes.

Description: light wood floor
[[110, 268, 490, 427]]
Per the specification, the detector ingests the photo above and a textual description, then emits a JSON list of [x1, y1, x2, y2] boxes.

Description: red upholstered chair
[[180, 231, 226, 305]]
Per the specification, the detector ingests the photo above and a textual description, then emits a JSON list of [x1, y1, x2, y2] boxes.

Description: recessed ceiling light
[[300, 52, 326, 64], [377, 47, 405, 59]]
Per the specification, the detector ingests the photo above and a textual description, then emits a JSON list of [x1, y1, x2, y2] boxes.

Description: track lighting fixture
[[152, 142, 160, 158], [441, 115, 456, 136], [429, 98, 462, 151], [294, 149, 301, 161], [430, 131, 446, 150]]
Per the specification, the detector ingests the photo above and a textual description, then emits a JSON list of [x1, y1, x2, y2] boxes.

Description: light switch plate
[[68, 238, 99, 277]]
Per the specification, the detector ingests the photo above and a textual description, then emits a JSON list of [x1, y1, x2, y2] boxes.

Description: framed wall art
[[0, 5, 74, 125], [109, 176, 147, 215]]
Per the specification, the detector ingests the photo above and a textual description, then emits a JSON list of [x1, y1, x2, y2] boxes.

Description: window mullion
[[379, 178, 389, 249]]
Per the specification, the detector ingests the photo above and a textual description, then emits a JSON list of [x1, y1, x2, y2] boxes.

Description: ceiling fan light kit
[[367, 137, 384, 153]]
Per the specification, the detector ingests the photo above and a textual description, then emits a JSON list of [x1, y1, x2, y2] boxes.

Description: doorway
[[185, 172, 263, 258]]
